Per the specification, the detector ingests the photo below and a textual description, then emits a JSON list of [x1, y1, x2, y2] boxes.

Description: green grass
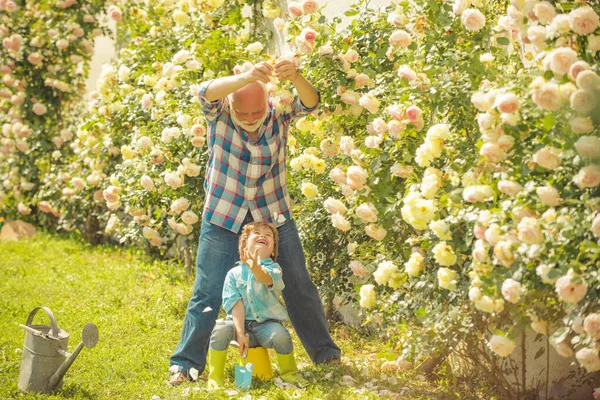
[[0, 234, 490, 399]]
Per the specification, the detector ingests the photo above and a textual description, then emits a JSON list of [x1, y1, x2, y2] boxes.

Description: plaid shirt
[[222, 258, 288, 322], [198, 81, 318, 233]]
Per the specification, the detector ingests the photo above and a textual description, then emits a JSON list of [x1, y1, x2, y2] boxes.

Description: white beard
[[230, 109, 268, 134]]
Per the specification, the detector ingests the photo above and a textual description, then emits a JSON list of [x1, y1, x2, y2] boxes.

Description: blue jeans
[[210, 319, 293, 355], [169, 217, 341, 378]]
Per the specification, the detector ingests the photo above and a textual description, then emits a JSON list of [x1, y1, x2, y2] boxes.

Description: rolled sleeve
[[222, 271, 242, 314], [198, 81, 226, 122], [281, 89, 320, 125], [263, 262, 285, 292]]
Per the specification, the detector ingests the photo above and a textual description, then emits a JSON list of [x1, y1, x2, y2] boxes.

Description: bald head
[[229, 82, 269, 134], [231, 82, 268, 108]]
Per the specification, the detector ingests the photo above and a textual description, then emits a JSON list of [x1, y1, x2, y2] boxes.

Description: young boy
[[207, 221, 303, 388]]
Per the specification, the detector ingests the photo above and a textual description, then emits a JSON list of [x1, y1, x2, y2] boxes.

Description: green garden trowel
[[235, 356, 254, 390]]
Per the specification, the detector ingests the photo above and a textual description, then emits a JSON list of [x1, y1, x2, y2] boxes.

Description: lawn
[[0, 234, 492, 399]]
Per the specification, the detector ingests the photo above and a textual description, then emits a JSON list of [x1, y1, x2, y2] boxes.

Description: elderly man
[[167, 60, 341, 386]]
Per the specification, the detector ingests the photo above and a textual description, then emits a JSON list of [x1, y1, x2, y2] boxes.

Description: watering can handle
[[25, 306, 60, 339]]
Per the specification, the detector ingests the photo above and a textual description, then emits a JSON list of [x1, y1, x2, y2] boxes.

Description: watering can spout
[[48, 323, 98, 391]]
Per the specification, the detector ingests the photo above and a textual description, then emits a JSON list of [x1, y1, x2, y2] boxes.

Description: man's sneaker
[[167, 371, 187, 386]]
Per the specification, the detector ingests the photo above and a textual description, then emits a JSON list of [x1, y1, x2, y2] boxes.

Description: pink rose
[[32, 103, 47, 116], [323, 197, 347, 215], [546, 47, 578, 76], [191, 136, 205, 147], [108, 5, 122, 22], [397, 65, 416, 81], [494, 240, 515, 267], [569, 60, 591, 81], [301, 0, 318, 14], [474, 225, 487, 240], [354, 73, 371, 89], [38, 201, 52, 213], [495, 92, 520, 114], [17, 202, 31, 215], [349, 260, 367, 278], [301, 28, 318, 42], [329, 167, 346, 184], [573, 165, 600, 189], [27, 52, 43, 66], [288, 2, 303, 17], [340, 90, 360, 105], [480, 143, 506, 162], [389, 30, 411, 47], [584, 313, 600, 339], [550, 338, 574, 358], [569, 7, 599, 36], [532, 82, 561, 111], [406, 105, 422, 122], [343, 49, 359, 63]]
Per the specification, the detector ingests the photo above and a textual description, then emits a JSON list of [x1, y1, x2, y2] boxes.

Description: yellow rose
[[301, 182, 318, 199]]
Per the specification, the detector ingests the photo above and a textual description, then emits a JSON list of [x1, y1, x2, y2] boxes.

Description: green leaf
[[344, 10, 359, 16], [542, 113, 556, 131], [496, 37, 510, 46]]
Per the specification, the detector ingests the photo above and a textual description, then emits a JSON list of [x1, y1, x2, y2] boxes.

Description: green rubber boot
[[276, 352, 306, 386], [207, 348, 228, 389]]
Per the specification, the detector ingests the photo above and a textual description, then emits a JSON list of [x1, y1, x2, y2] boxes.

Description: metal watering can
[[18, 306, 98, 394]]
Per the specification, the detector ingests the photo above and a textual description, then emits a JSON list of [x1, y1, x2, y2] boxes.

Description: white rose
[[584, 313, 600, 339], [591, 214, 600, 238], [532, 82, 561, 111], [181, 211, 199, 225], [518, 217, 544, 245], [576, 70, 600, 91], [355, 202, 378, 223], [487, 335, 516, 357], [501, 278, 522, 303], [471, 91, 491, 111], [555, 272, 588, 304], [331, 213, 351, 231], [533, 146, 561, 170], [547, 47, 578, 76], [588, 35, 600, 53], [170, 198, 190, 214], [323, 197, 347, 215], [570, 89, 597, 114], [365, 224, 387, 241], [570, 117, 595, 134], [498, 180, 523, 196], [534, 2, 556, 25], [462, 8, 486, 31], [569, 60, 591, 81], [575, 348, 600, 373], [452, 0, 471, 15], [575, 136, 600, 159], [359, 284, 376, 308], [573, 165, 600, 189], [536, 186, 562, 206], [480, 143, 506, 162]]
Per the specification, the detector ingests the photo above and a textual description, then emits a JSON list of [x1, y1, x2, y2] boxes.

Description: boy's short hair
[[238, 221, 279, 261]]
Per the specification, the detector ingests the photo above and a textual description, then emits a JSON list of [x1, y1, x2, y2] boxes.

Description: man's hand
[[274, 59, 299, 83], [237, 332, 249, 358], [243, 62, 274, 84]]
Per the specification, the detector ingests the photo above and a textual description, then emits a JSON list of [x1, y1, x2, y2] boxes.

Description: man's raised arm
[[205, 62, 274, 102]]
